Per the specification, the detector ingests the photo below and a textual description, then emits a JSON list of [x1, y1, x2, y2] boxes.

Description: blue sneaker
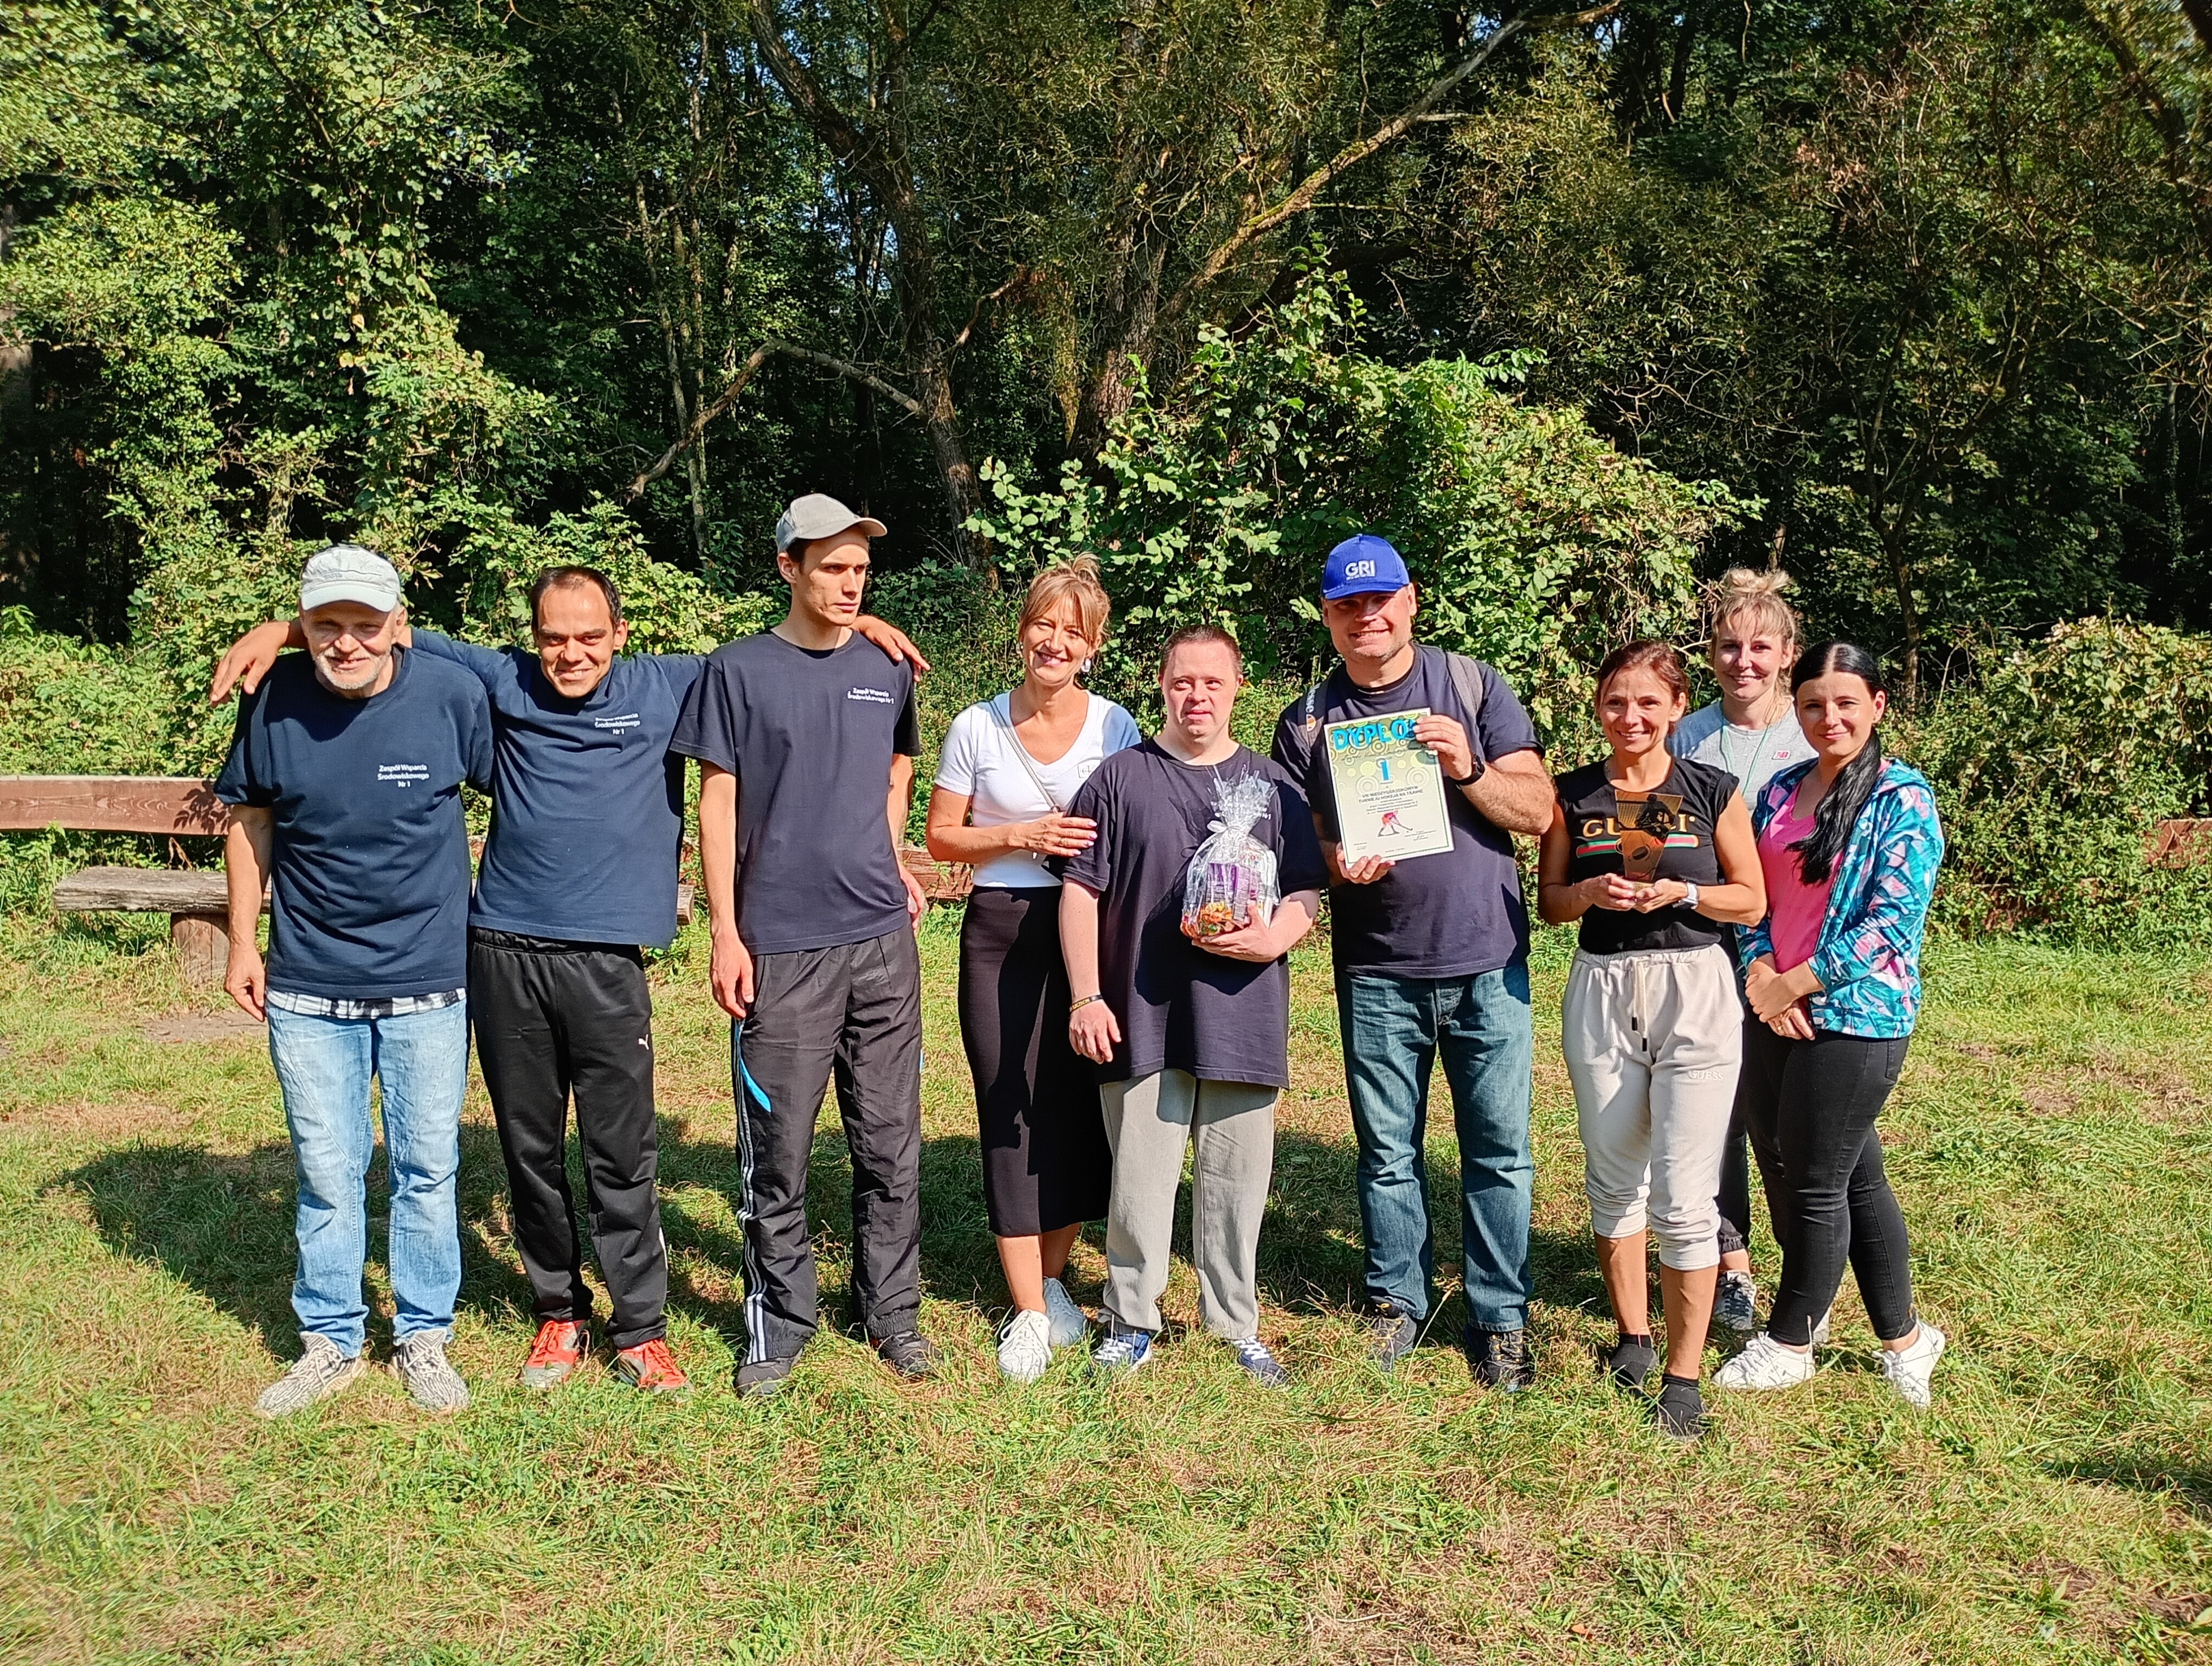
[[1090, 1322, 1154, 1377], [1229, 1336, 1289, 1387]]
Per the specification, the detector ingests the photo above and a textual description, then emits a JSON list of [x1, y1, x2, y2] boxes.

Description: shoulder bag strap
[[990, 693, 1068, 815]]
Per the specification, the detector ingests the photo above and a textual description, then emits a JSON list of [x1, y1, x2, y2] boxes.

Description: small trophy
[[1615, 792, 1683, 882]]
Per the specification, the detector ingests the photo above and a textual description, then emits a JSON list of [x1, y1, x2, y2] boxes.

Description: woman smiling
[[1714, 642, 1949, 1408], [1539, 642, 1767, 1440]]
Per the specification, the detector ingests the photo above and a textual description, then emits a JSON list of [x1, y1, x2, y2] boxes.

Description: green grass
[[3, 910, 2210, 1663]]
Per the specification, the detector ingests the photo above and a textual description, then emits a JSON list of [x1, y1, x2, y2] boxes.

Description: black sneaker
[[735, 1356, 795, 1398], [1654, 1375, 1705, 1442], [1465, 1327, 1535, 1391], [874, 1330, 937, 1380], [1368, 1309, 1421, 1370]]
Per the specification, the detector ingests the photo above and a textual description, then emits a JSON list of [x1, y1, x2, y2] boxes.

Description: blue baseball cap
[[1320, 533, 1411, 600]]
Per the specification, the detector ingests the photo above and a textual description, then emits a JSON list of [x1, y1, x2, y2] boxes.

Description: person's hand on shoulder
[[210, 619, 303, 703], [853, 614, 931, 676]]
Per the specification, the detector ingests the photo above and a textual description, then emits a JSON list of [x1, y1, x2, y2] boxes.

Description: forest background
[[5, 0, 2212, 941]]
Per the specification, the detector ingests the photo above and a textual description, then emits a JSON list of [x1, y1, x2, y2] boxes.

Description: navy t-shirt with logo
[[411, 629, 705, 949], [670, 630, 921, 957], [1271, 646, 1542, 979], [214, 649, 494, 1001], [1057, 742, 1328, 1090]]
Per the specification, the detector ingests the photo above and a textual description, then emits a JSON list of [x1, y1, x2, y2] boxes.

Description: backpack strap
[[1443, 651, 1488, 760], [1293, 680, 1327, 752]]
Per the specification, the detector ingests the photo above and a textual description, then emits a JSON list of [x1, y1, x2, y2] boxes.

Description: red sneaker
[[519, 1319, 588, 1388], [613, 1336, 691, 1394]]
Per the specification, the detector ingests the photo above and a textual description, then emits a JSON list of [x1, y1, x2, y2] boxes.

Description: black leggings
[[1737, 1023, 1916, 1347]]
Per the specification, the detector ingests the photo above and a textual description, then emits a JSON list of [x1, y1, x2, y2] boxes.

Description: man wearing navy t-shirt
[[217, 545, 494, 1418], [671, 494, 933, 1398], [214, 563, 923, 1399], [1271, 535, 1554, 1388]]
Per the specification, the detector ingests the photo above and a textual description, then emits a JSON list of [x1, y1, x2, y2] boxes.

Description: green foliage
[[1909, 619, 2212, 945], [970, 265, 1749, 736]]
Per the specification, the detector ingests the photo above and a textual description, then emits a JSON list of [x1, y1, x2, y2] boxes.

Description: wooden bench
[[3, 773, 968, 985]]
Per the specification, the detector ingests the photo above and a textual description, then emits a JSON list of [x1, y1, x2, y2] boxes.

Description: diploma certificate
[[1325, 707, 1456, 865]]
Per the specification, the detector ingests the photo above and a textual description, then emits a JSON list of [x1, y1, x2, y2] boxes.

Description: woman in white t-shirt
[[1667, 567, 1811, 1337], [925, 558, 1141, 1382]]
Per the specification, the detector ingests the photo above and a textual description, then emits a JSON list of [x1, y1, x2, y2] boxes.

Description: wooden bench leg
[[171, 911, 228, 987]]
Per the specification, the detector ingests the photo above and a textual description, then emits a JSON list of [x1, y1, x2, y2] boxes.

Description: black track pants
[[731, 928, 924, 1365], [469, 930, 668, 1349]]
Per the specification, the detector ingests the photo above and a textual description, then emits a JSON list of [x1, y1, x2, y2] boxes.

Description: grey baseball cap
[[298, 544, 403, 613], [775, 492, 888, 554]]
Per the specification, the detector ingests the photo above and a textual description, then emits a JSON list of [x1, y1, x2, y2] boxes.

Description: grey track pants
[[730, 928, 923, 1364], [1098, 1069, 1277, 1339]]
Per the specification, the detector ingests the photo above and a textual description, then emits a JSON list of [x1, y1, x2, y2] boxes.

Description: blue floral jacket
[[1740, 758, 1944, 1039]]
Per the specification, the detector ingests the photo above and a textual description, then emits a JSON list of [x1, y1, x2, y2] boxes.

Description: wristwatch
[[1683, 882, 1702, 912], [1444, 753, 1486, 788]]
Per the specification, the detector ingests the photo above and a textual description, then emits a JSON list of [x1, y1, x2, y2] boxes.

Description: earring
[[1081, 658, 1095, 675]]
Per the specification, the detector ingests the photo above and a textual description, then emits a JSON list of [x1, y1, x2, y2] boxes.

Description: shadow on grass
[[2048, 1451, 2212, 1521], [54, 1117, 1601, 1359]]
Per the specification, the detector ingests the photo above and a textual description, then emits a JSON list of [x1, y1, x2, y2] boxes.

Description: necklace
[[1716, 697, 1791, 785]]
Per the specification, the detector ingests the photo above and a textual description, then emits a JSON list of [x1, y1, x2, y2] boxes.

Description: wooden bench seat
[[4, 772, 969, 985]]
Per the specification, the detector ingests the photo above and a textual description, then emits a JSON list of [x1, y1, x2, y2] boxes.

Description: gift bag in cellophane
[[1181, 773, 1281, 939]]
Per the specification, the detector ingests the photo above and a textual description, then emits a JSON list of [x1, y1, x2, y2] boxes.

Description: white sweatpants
[[1562, 943, 1741, 1271]]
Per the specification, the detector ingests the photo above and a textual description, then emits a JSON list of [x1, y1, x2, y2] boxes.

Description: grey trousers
[[1098, 1069, 1277, 1338], [731, 928, 923, 1363]]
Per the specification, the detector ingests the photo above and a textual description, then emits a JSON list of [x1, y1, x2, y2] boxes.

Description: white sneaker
[[1811, 1305, 1832, 1348], [996, 1308, 1053, 1383], [1041, 1277, 1089, 1349], [1876, 1322, 1946, 1408], [1713, 1331, 1818, 1393]]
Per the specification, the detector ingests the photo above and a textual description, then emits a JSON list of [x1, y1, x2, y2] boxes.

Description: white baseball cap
[[775, 492, 888, 554], [299, 544, 403, 613]]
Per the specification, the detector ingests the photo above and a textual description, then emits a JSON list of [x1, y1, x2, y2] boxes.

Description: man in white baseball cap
[[775, 492, 887, 554], [216, 543, 494, 1417], [674, 492, 941, 1395]]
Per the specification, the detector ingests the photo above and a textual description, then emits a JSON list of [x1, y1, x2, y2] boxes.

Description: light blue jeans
[[266, 1002, 470, 1356], [1338, 964, 1534, 1332]]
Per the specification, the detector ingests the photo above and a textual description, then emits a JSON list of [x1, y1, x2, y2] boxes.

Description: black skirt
[[956, 886, 1113, 1236]]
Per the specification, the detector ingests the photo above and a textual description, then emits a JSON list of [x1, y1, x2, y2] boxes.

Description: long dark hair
[[1789, 640, 1888, 885]]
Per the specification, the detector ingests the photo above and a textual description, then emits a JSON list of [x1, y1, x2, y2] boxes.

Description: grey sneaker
[[394, 1330, 470, 1414], [1713, 1271, 1758, 1335], [1368, 1309, 1420, 1370], [253, 1333, 365, 1418]]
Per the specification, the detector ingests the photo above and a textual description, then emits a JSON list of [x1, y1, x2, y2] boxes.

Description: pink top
[[1759, 788, 1835, 973]]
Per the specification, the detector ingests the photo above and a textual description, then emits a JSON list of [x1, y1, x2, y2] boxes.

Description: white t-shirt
[[1670, 700, 1814, 804], [935, 692, 1143, 888]]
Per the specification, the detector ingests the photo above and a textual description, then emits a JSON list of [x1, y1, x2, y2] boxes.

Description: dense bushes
[[1906, 619, 2212, 947], [970, 267, 1746, 738]]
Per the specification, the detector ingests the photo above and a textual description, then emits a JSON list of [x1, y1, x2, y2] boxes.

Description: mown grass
[[2, 908, 2210, 1664]]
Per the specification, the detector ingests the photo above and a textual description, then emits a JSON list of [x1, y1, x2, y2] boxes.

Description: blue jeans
[[1338, 964, 1534, 1331], [266, 1003, 470, 1356]]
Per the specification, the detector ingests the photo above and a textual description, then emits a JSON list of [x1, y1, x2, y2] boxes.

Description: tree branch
[[949, 265, 1034, 355], [622, 342, 924, 503], [1156, 5, 1616, 328]]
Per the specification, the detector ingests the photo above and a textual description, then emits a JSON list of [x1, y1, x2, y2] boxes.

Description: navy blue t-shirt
[[1058, 743, 1327, 1089], [215, 649, 494, 1001], [411, 630, 704, 948], [669, 630, 921, 957], [1271, 646, 1542, 978]]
